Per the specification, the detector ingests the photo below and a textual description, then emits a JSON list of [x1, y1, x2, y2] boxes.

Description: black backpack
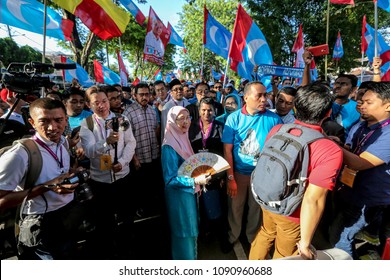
[[250, 124, 324, 216]]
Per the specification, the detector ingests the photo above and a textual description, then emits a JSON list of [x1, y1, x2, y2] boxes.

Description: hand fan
[[178, 152, 230, 178]]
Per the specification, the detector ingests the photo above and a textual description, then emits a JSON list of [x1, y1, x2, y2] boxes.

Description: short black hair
[[195, 82, 210, 91], [244, 81, 265, 95], [62, 87, 86, 101], [363, 81, 390, 103], [100, 85, 118, 94], [29, 97, 66, 116], [277, 86, 297, 98], [135, 83, 150, 95], [336, 74, 358, 88], [154, 80, 165, 87], [294, 83, 334, 125], [199, 97, 215, 109]]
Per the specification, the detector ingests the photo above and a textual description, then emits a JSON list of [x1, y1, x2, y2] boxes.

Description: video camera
[[1, 61, 76, 95]]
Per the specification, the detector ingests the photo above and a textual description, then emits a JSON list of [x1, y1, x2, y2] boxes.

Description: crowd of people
[[0, 52, 389, 261]]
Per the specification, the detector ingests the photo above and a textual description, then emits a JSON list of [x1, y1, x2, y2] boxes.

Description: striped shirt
[[123, 102, 160, 163]]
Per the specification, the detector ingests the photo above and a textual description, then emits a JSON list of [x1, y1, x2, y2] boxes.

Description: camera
[[105, 116, 130, 131], [1, 61, 76, 95], [63, 170, 93, 202], [62, 170, 90, 185]]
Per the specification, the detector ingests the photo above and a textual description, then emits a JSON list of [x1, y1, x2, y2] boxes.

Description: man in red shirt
[[249, 82, 343, 260]]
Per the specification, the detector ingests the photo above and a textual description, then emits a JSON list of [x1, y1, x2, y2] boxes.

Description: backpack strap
[[17, 138, 43, 188], [86, 115, 94, 132]]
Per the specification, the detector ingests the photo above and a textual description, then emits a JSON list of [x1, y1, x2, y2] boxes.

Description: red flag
[[60, 19, 74, 41], [132, 77, 140, 86], [52, 0, 130, 40], [143, 7, 171, 66], [292, 25, 305, 68], [292, 25, 304, 53], [330, 0, 355, 4], [117, 49, 129, 86], [228, 4, 252, 63], [361, 15, 368, 55], [93, 60, 104, 84]]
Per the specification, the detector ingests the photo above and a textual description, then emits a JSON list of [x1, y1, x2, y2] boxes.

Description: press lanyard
[[94, 115, 107, 139], [199, 119, 213, 148], [33, 136, 64, 170], [354, 119, 390, 155]]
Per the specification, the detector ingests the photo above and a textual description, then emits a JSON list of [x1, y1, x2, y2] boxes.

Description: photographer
[[79, 86, 136, 259], [0, 98, 84, 260]]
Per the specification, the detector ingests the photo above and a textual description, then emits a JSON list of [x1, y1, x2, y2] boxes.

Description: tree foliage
[[178, 0, 238, 81], [0, 38, 49, 67], [245, 0, 390, 74], [181, 0, 390, 78]]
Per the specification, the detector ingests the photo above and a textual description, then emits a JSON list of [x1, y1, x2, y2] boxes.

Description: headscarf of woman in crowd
[[215, 93, 242, 124], [163, 106, 194, 160]]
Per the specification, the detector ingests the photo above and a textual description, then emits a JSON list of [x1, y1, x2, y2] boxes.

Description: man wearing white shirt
[[79, 86, 136, 258]]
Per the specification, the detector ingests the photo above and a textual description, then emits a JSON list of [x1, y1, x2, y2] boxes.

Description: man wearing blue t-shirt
[[331, 74, 360, 137], [222, 81, 282, 252], [63, 88, 92, 130]]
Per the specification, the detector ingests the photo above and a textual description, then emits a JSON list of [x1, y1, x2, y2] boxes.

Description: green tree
[[178, 0, 238, 81], [0, 38, 48, 67], [246, 0, 390, 74]]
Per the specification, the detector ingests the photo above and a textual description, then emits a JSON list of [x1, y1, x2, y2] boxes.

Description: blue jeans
[[329, 202, 367, 259]]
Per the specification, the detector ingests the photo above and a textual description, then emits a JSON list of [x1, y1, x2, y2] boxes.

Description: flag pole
[[201, 45, 205, 79], [42, 0, 47, 63], [325, 0, 330, 79], [360, 52, 365, 82], [221, 58, 230, 103], [374, 0, 378, 57]]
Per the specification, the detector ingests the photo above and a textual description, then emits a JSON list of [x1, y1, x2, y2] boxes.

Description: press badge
[[100, 154, 112, 170]]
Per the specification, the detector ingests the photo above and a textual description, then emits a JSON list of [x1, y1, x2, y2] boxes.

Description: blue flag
[[229, 4, 273, 85], [168, 22, 186, 52], [332, 31, 344, 60], [203, 6, 231, 59], [63, 58, 94, 88], [102, 65, 121, 85], [378, 0, 390, 12], [211, 67, 222, 80], [0, 0, 72, 41]]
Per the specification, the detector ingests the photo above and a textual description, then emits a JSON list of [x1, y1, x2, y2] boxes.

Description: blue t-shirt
[[222, 107, 282, 175], [331, 100, 360, 137], [342, 118, 390, 207], [68, 110, 93, 130]]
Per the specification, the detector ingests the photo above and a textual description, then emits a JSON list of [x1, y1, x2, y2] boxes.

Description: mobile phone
[[307, 44, 329, 56], [71, 126, 81, 138]]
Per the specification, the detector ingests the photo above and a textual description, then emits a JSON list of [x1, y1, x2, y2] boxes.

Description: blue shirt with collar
[[342, 118, 390, 207]]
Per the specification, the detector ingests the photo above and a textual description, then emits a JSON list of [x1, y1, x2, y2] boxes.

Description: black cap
[[169, 78, 181, 89]]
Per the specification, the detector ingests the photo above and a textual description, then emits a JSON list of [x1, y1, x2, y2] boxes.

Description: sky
[[0, 0, 186, 64]]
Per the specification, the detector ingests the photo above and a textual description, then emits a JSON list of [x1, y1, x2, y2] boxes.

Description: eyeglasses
[[214, 86, 223, 89], [171, 87, 183, 92], [176, 116, 191, 123], [196, 89, 209, 95]]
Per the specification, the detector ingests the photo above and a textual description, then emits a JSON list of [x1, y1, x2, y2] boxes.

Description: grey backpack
[[250, 123, 324, 216]]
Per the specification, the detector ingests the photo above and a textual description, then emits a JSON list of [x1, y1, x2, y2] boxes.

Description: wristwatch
[[227, 175, 234, 181]]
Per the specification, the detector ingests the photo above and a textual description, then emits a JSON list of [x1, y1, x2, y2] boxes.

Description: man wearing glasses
[[160, 79, 190, 141], [123, 83, 162, 219], [186, 82, 223, 128]]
